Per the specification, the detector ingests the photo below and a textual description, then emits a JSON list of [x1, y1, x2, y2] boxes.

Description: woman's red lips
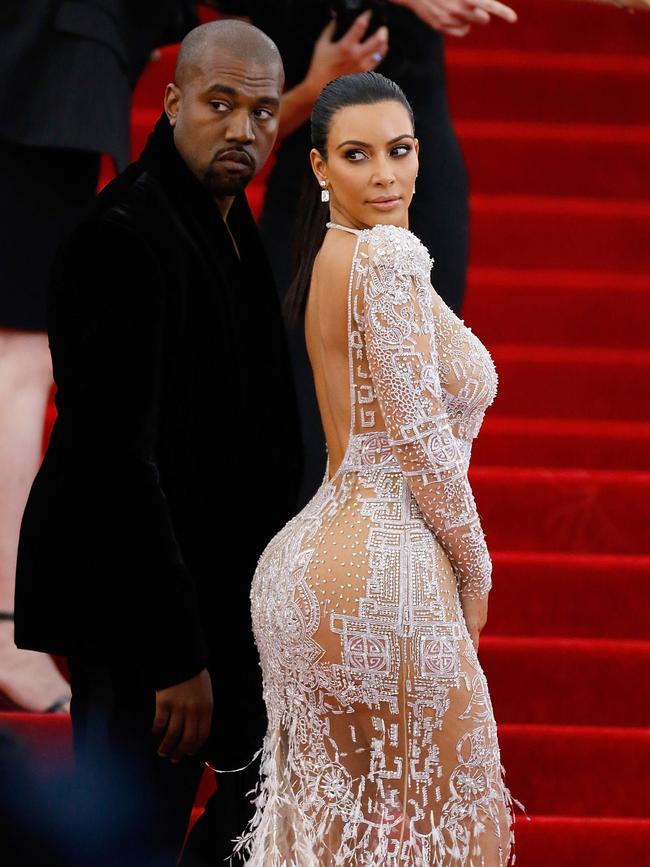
[[367, 195, 402, 210]]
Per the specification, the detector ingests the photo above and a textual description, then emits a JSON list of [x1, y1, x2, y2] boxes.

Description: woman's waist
[[331, 430, 472, 477], [332, 431, 401, 476]]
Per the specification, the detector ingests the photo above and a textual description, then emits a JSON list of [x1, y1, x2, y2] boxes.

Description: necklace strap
[[326, 221, 362, 236]]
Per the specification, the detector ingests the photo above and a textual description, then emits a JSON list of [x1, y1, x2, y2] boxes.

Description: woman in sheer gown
[[229, 72, 526, 866]]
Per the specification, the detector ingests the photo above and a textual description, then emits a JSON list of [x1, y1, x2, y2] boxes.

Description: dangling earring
[[413, 178, 417, 195], [320, 180, 330, 203]]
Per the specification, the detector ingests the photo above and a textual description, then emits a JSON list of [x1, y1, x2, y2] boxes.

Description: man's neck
[[217, 195, 241, 260], [214, 194, 235, 220]]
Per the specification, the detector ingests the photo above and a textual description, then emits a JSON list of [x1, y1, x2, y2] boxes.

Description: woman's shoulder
[[358, 223, 434, 275]]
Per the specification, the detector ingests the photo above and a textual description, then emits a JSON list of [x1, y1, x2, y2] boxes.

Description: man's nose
[[225, 109, 254, 142]]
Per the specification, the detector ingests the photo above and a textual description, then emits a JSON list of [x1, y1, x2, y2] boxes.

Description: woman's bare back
[[304, 228, 361, 479]]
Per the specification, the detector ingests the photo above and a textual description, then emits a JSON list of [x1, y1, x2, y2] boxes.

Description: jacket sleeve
[[359, 226, 492, 600], [47, 218, 209, 689]]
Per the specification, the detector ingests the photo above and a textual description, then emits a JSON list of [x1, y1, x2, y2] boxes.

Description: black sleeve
[[48, 218, 209, 690]]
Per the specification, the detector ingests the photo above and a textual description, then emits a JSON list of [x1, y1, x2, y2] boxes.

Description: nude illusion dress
[[230, 222, 526, 866]]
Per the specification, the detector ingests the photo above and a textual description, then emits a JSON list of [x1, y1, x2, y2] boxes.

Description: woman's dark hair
[[283, 71, 415, 328]]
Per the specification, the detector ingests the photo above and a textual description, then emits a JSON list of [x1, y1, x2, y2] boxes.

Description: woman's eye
[[392, 144, 412, 157], [345, 150, 367, 161]]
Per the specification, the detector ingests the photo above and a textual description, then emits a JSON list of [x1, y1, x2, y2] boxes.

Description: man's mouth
[[216, 149, 254, 171]]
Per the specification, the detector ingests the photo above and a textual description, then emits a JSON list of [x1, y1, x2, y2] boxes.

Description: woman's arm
[[211, 6, 388, 139], [277, 12, 389, 140], [360, 226, 492, 602]]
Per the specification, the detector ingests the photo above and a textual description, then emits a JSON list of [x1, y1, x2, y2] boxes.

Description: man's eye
[[254, 108, 274, 120], [392, 144, 412, 157], [345, 150, 366, 161], [210, 101, 229, 112]]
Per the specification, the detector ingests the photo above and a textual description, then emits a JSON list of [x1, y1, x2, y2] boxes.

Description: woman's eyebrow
[[336, 134, 415, 150]]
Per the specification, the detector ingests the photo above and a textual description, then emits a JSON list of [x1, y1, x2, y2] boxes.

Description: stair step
[[447, 49, 650, 124], [0, 712, 73, 766], [511, 815, 650, 867], [464, 0, 650, 56], [488, 343, 650, 420], [485, 551, 650, 640], [133, 45, 650, 126], [469, 194, 650, 271], [130, 107, 160, 161], [463, 267, 650, 349], [131, 115, 650, 205], [499, 724, 650, 818], [473, 416, 650, 471], [481, 637, 650, 726], [472, 465, 650, 555], [456, 120, 650, 199], [2, 719, 648, 818]]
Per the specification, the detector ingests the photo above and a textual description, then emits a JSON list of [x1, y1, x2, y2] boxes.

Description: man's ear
[[164, 83, 181, 127]]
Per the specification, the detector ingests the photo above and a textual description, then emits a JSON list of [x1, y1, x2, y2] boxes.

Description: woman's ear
[[309, 147, 327, 186]]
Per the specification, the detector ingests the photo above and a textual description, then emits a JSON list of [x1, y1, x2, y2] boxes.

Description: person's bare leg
[[0, 328, 71, 712]]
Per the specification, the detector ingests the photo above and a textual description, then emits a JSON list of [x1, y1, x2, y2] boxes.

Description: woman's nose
[[371, 156, 396, 185]]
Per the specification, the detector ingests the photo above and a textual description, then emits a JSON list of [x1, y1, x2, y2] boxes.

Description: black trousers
[[67, 653, 260, 867], [0, 141, 100, 331]]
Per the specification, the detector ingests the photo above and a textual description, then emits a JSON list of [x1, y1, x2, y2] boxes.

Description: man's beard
[[201, 162, 253, 197]]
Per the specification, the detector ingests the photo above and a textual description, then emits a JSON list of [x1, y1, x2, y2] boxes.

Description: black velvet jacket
[[14, 113, 303, 764]]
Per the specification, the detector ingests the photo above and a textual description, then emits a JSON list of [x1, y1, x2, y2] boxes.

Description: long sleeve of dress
[[359, 226, 492, 599], [48, 219, 209, 689]]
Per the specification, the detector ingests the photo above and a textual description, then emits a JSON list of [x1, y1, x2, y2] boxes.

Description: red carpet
[[15, 0, 650, 863]]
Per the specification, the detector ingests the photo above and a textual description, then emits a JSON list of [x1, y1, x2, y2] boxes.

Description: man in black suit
[[14, 19, 302, 867]]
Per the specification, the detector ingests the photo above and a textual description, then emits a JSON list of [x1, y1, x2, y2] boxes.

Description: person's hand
[[302, 11, 390, 102], [604, 0, 649, 8], [459, 593, 489, 653], [390, 0, 517, 37], [152, 667, 213, 763]]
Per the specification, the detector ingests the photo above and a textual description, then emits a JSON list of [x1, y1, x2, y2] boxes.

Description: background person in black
[[0, 0, 218, 715], [14, 20, 303, 867], [213, 0, 517, 508]]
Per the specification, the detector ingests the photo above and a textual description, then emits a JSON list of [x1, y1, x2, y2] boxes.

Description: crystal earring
[[320, 180, 330, 203]]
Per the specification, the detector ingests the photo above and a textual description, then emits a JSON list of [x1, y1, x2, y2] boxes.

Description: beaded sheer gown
[[230, 223, 526, 866]]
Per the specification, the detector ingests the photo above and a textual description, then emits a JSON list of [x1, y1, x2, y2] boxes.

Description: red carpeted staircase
[[4, 1, 650, 863], [454, 1, 650, 862]]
